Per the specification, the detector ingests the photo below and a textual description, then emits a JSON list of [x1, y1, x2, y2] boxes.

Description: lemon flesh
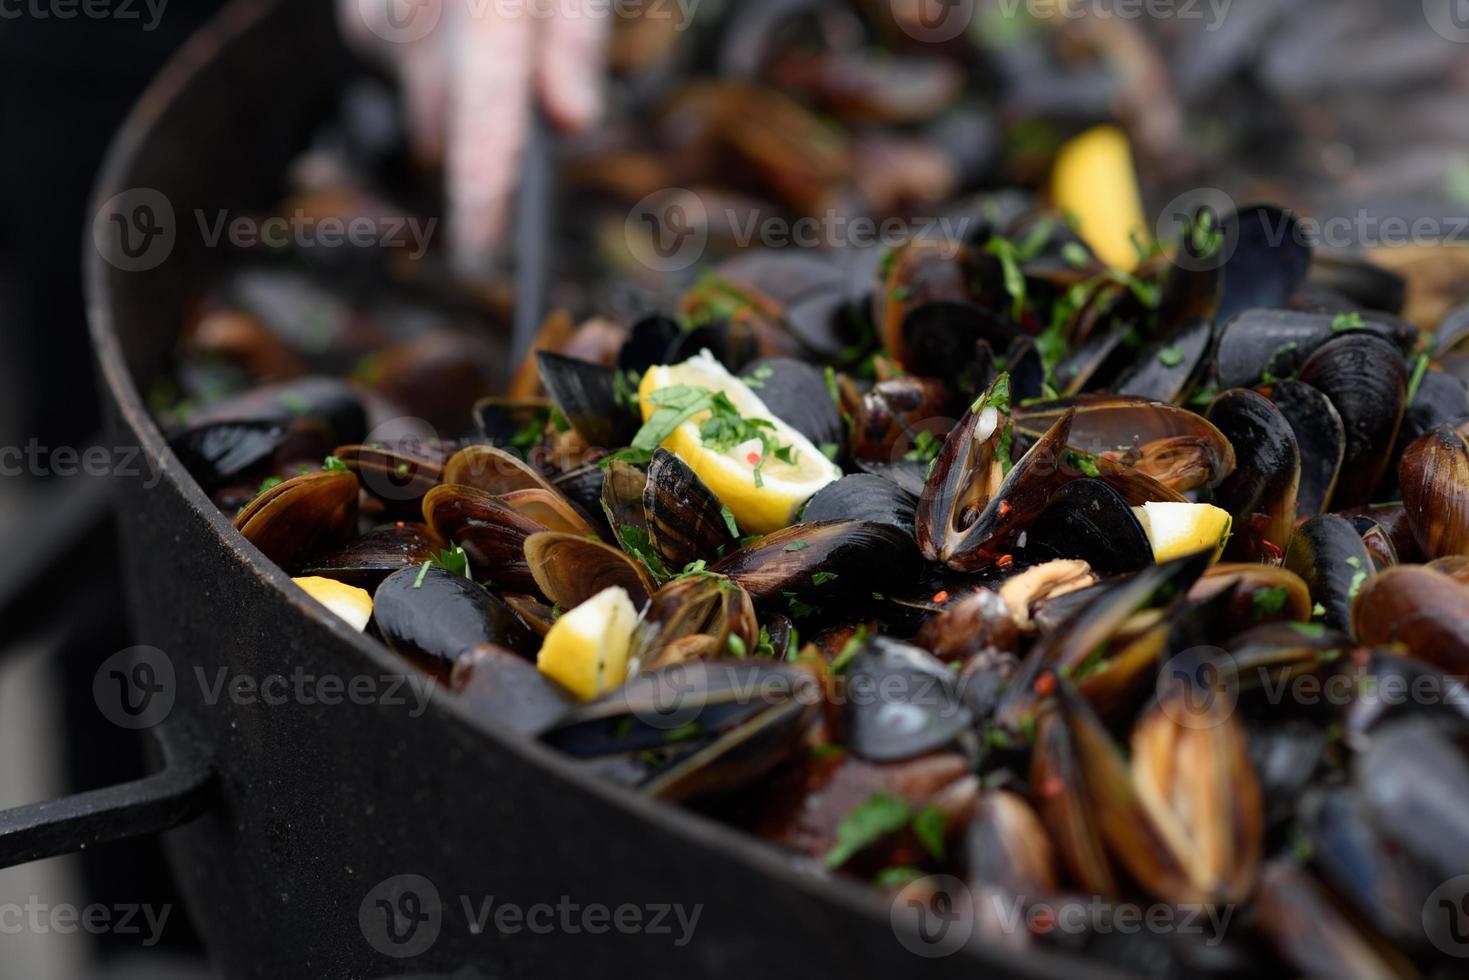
[[293, 577, 373, 631], [537, 586, 638, 701], [638, 351, 841, 534], [1132, 502, 1233, 564], [1052, 125, 1147, 273]]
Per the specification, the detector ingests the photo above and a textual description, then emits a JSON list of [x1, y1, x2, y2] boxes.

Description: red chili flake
[[395, 521, 406, 528], [997, 500, 1013, 517], [932, 590, 950, 605], [746, 452, 762, 466], [996, 554, 1014, 570], [1260, 539, 1283, 562], [1038, 775, 1064, 799], [1033, 672, 1056, 697]]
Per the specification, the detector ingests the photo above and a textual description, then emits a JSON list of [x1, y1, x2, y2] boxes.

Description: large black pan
[[0, 1, 1083, 977]]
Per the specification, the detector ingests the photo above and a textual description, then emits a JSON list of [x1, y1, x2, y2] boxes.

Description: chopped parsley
[[322, 455, 350, 473], [1407, 352, 1431, 405], [619, 526, 670, 582], [1252, 586, 1290, 620], [256, 476, 284, 496], [1060, 241, 1092, 270], [1157, 345, 1186, 368], [823, 792, 912, 869], [912, 806, 947, 861], [985, 237, 1029, 321], [719, 504, 740, 539], [727, 634, 748, 658], [431, 544, 472, 580], [830, 626, 868, 674], [784, 539, 810, 553], [742, 364, 774, 389], [1064, 450, 1101, 478], [812, 571, 840, 586], [1331, 312, 1364, 333], [903, 430, 943, 464]]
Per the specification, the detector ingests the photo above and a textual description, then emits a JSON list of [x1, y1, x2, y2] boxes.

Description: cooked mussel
[[1205, 389, 1300, 560], [1296, 334, 1407, 509], [423, 484, 542, 593], [601, 449, 736, 574], [630, 573, 758, 672], [374, 566, 538, 679], [1399, 423, 1469, 560], [1283, 515, 1374, 633], [233, 470, 359, 572], [1266, 379, 1344, 518], [711, 520, 919, 606], [1353, 566, 1469, 673], [300, 522, 447, 589], [843, 637, 971, 762], [800, 474, 918, 534], [525, 532, 655, 610]]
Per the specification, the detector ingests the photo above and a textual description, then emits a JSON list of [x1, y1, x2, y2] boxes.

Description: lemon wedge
[[1052, 125, 1147, 273], [293, 577, 373, 631], [638, 351, 841, 534], [1132, 502, 1233, 564], [537, 586, 639, 701]]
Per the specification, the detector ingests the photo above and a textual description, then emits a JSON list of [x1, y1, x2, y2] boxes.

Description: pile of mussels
[[163, 196, 1469, 977]]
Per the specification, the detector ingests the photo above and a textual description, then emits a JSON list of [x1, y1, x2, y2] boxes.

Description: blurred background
[[1, 0, 1466, 976]]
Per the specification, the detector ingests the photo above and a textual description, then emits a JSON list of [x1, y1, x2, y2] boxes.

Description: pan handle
[[0, 724, 214, 870]]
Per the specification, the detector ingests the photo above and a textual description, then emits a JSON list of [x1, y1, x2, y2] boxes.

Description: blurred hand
[[340, 0, 609, 274]]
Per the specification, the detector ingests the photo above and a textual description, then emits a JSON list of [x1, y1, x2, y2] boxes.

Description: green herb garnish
[[823, 792, 911, 869]]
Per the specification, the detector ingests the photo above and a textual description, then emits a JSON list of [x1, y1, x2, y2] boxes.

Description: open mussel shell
[[171, 420, 290, 494], [1266, 379, 1344, 518], [443, 444, 558, 497], [1019, 478, 1154, 575], [300, 522, 447, 590], [1112, 317, 1212, 405], [1297, 334, 1407, 510], [541, 660, 821, 803], [1214, 204, 1313, 325], [1188, 564, 1312, 633], [536, 350, 640, 449], [847, 375, 955, 463], [643, 449, 736, 570], [1205, 389, 1299, 560], [234, 470, 359, 573], [875, 239, 989, 362], [631, 574, 757, 673], [422, 484, 542, 593], [1350, 517, 1400, 572], [967, 790, 1057, 899], [996, 550, 1213, 730], [498, 488, 602, 539], [800, 474, 917, 535], [711, 520, 919, 606], [1399, 423, 1469, 560], [1283, 515, 1374, 634], [913, 589, 1020, 663], [373, 566, 539, 680], [334, 442, 445, 512], [525, 531, 654, 609], [450, 645, 574, 737], [1353, 566, 1469, 673], [740, 357, 845, 451], [1014, 396, 1236, 493], [843, 637, 971, 762]]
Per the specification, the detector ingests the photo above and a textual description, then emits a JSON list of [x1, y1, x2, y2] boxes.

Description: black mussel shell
[[1215, 204, 1314, 325], [1248, 721, 1327, 830], [1021, 478, 1154, 575], [1356, 719, 1469, 886], [1005, 338, 1046, 405], [853, 458, 929, 497], [536, 351, 640, 450], [643, 448, 737, 570], [473, 397, 550, 450], [451, 645, 574, 736], [301, 522, 447, 590], [1307, 253, 1405, 316], [1402, 369, 1469, 446], [711, 521, 920, 606], [551, 461, 610, 523], [901, 301, 1017, 392], [1266, 379, 1344, 518], [1213, 309, 1412, 391], [741, 357, 845, 451], [374, 566, 538, 679], [171, 420, 289, 493], [1283, 515, 1373, 634], [189, 376, 368, 446], [666, 319, 759, 371], [801, 474, 918, 535], [618, 314, 682, 376], [423, 484, 542, 593], [1113, 318, 1212, 405], [845, 638, 971, 762], [1297, 334, 1407, 510], [1206, 390, 1300, 560]]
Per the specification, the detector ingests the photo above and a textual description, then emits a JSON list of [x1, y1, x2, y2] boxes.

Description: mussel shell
[[300, 522, 446, 589], [1215, 204, 1313, 325], [541, 660, 821, 803], [913, 589, 1019, 662], [443, 444, 559, 498], [1205, 389, 1300, 560], [536, 351, 640, 449], [551, 461, 608, 520], [1188, 564, 1312, 632], [374, 566, 538, 679], [189, 376, 367, 446], [800, 474, 917, 535], [1266, 379, 1344, 518], [233, 470, 359, 573], [631, 574, 758, 672], [171, 420, 289, 493], [1112, 318, 1212, 404], [618, 314, 681, 376], [524, 531, 654, 609], [1297, 334, 1407, 509], [901, 301, 1017, 392], [499, 488, 602, 538], [740, 357, 845, 451], [1401, 369, 1469, 446], [450, 645, 574, 736], [1399, 423, 1469, 560], [1019, 478, 1154, 575], [1355, 719, 1469, 889], [643, 448, 737, 570], [1282, 515, 1374, 633], [1349, 517, 1400, 572], [1307, 253, 1405, 315], [334, 442, 444, 511], [422, 484, 542, 593], [1352, 566, 1469, 673], [844, 638, 970, 762], [472, 397, 550, 449], [967, 790, 1058, 898], [848, 376, 955, 462], [710, 521, 920, 606], [1213, 309, 1410, 391], [1248, 721, 1327, 830], [1014, 396, 1236, 491], [1254, 862, 1415, 980]]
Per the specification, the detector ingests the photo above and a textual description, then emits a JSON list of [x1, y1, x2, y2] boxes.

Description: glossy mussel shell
[[423, 484, 542, 593], [1353, 566, 1469, 673], [843, 637, 971, 762], [234, 470, 359, 573], [1399, 423, 1469, 560], [301, 522, 447, 590], [1296, 334, 1407, 510], [1283, 515, 1374, 634], [1205, 389, 1299, 560], [711, 520, 919, 605], [374, 566, 539, 680], [525, 532, 655, 609]]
